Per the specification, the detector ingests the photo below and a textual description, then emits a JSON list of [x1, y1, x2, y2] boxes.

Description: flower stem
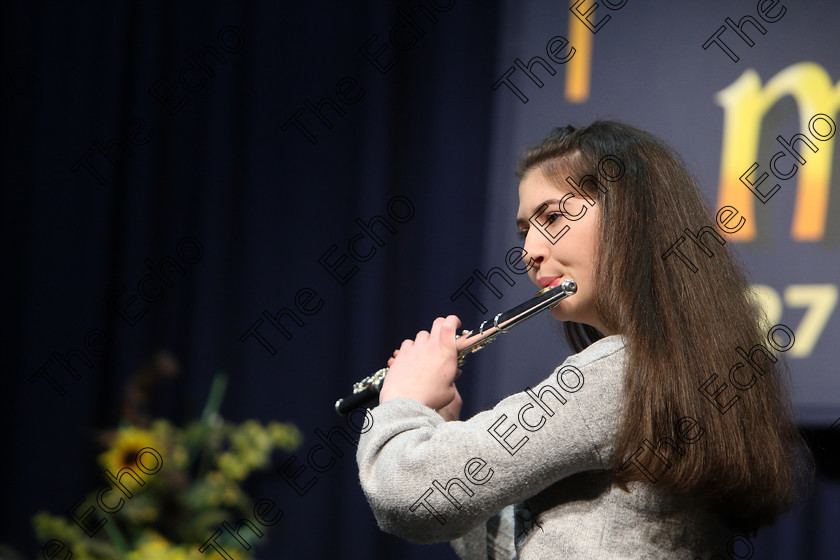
[[195, 372, 229, 477], [102, 515, 130, 555], [201, 372, 228, 423]]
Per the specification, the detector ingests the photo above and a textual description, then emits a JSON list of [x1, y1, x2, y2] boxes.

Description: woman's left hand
[[435, 384, 462, 421]]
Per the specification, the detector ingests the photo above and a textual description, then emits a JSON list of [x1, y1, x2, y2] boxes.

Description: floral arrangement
[[32, 354, 301, 560]]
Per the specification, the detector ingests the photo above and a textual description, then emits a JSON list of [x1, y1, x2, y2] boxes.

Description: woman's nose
[[523, 230, 548, 266]]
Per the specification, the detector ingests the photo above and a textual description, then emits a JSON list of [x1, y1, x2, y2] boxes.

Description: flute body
[[334, 279, 577, 415]]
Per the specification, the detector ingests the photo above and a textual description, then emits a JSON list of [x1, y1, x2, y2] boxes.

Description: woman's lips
[[538, 275, 564, 287]]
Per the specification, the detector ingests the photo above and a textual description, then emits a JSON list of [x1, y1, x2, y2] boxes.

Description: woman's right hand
[[379, 315, 462, 415], [387, 347, 463, 421]]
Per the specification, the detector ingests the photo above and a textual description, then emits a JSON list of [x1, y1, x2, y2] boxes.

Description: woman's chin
[[549, 307, 570, 322]]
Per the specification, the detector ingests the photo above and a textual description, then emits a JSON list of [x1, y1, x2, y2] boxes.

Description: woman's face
[[516, 167, 613, 335]]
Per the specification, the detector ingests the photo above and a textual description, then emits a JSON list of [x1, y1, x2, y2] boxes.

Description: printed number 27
[[750, 284, 838, 358]]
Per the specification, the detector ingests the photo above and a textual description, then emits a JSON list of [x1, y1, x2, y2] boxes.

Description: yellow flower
[[221, 484, 241, 506], [268, 421, 302, 450], [150, 418, 173, 438], [127, 531, 206, 560], [68, 543, 97, 560], [172, 443, 190, 469], [32, 511, 84, 544], [217, 452, 248, 481], [99, 426, 160, 475]]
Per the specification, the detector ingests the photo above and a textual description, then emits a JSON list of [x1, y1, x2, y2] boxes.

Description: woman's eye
[[518, 210, 565, 239], [546, 212, 564, 225]]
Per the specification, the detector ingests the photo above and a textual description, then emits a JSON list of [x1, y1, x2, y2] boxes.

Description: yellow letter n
[[715, 62, 839, 242]]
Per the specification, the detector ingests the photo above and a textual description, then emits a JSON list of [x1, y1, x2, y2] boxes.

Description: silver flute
[[334, 279, 577, 415]]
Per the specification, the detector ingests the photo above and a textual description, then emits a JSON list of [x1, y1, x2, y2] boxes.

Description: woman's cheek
[[550, 304, 568, 321]]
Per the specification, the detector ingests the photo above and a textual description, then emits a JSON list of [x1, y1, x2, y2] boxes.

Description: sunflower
[[99, 426, 160, 475]]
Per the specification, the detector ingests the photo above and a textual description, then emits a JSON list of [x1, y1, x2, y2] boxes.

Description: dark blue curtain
[[2, 1, 497, 558], [2, 1, 838, 559]]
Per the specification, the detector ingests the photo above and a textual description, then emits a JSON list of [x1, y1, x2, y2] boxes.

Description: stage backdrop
[[2, 1, 838, 559], [470, 0, 839, 424]]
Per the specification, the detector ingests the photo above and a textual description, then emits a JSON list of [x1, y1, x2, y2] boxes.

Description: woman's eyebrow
[[516, 199, 562, 228]]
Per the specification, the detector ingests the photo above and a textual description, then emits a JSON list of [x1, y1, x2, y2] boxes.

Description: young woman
[[356, 121, 809, 559]]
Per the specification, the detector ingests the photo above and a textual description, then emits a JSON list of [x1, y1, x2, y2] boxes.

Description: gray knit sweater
[[356, 335, 731, 559]]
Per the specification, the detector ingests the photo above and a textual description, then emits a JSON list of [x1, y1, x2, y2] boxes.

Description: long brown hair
[[516, 121, 810, 532]]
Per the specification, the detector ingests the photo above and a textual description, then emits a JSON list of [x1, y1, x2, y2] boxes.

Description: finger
[[399, 339, 414, 351], [387, 357, 395, 366], [415, 330, 430, 344], [437, 316, 458, 349], [429, 317, 447, 345], [454, 367, 463, 380], [446, 385, 463, 416], [446, 315, 461, 329]]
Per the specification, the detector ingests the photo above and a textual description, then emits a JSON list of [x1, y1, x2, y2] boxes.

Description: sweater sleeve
[[449, 504, 516, 560], [356, 338, 625, 544]]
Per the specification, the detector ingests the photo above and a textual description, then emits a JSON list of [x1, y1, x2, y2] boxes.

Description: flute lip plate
[[536, 279, 576, 296]]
